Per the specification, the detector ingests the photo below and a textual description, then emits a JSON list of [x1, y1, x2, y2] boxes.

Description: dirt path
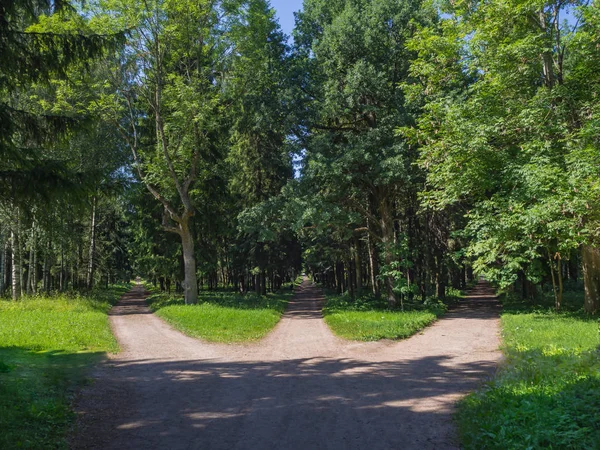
[[72, 280, 501, 449]]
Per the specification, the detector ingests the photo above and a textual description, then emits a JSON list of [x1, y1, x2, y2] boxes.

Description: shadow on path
[[74, 354, 497, 450], [72, 280, 501, 450]]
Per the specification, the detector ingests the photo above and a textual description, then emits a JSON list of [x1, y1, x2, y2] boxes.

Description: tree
[[93, 0, 236, 304], [402, 0, 600, 309], [293, 0, 436, 305]]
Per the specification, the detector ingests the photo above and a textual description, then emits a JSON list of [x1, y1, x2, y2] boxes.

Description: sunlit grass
[[0, 284, 130, 449], [322, 292, 444, 341], [147, 290, 292, 343], [457, 291, 600, 449]]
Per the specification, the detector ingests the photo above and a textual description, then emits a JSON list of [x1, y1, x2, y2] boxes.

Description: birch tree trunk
[[11, 230, 20, 300], [18, 222, 24, 298], [367, 229, 380, 298], [86, 197, 97, 289], [31, 237, 37, 295], [26, 225, 35, 295]]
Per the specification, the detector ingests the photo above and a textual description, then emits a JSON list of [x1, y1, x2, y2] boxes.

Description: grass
[[0, 283, 130, 449], [147, 289, 293, 343], [457, 287, 600, 449], [322, 291, 446, 341]]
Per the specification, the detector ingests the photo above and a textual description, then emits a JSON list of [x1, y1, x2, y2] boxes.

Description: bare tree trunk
[[255, 273, 261, 295], [17, 226, 24, 298], [59, 241, 64, 291], [180, 218, 198, 305], [354, 237, 362, 290], [87, 197, 97, 290], [347, 259, 355, 300], [31, 234, 37, 295], [0, 235, 4, 295], [582, 245, 600, 314], [26, 225, 35, 295], [2, 241, 8, 295], [367, 229, 380, 298], [557, 254, 563, 310], [548, 249, 560, 310], [11, 230, 20, 300], [380, 197, 397, 306], [539, 9, 555, 88], [43, 240, 52, 293]]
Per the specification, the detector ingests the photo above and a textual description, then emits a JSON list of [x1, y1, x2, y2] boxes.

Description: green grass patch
[[322, 292, 445, 341], [0, 284, 130, 449], [147, 290, 292, 343], [457, 291, 600, 449]]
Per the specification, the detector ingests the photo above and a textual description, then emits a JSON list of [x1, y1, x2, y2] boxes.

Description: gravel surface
[[72, 279, 501, 449]]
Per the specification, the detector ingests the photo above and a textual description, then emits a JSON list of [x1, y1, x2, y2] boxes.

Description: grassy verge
[[0, 284, 130, 449], [322, 292, 447, 341], [457, 289, 600, 449], [147, 290, 292, 343]]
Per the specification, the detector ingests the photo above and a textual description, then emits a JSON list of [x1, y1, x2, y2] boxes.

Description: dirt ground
[[71, 280, 501, 449]]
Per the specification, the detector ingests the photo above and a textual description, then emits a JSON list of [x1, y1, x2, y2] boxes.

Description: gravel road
[[72, 279, 501, 449]]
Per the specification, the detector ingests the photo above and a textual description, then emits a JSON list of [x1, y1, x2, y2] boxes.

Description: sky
[[269, 0, 304, 37]]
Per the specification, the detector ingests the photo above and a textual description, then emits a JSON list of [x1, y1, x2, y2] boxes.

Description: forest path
[[72, 279, 501, 450]]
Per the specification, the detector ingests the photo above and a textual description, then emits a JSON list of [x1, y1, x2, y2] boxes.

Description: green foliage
[[401, 0, 600, 299], [457, 299, 600, 449], [0, 0, 123, 205], [0, 284, 127, 449], [147, 290, 292, 343]]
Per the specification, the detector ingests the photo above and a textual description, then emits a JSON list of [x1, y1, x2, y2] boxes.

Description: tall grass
[[322, 291, 445, 341], [147, 290, 292, 343], [0, 284, 130, 449], [457, 289, 600, 449]]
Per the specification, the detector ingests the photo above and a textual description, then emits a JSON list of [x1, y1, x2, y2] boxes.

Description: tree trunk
[[31, 240, 37, 295], [435, 252, 446, 300], [367, 231, 380, 298], [180, 218, 198, 305], [255, 273, 261, 294], [45, 239, 52, 293], [239, 274, 246, 294], [582, 245, 600, 314], [548, 249, 560, 311], [0, 236, 4, 295], [26, 239, 33, 296], [11, 230, 20, 300], [380, 198, 397, 306], [557, 255, 563, 310], [539, 9, 555, 88], [18, 229, 24, 297], [347, 260, 355, 300], [354, 237, 362, 290], [87, 197, 97, 290]]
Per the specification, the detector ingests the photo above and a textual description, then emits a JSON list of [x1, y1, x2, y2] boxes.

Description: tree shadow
[[73, 354, 498, 450], [0, 347, 106, 449], [458, 348, 600, 449]]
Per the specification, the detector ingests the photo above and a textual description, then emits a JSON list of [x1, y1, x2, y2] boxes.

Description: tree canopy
[[0, 0, 598, 312]]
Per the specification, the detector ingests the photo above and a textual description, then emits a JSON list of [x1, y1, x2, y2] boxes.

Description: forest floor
[[71, 279, 501, 450]]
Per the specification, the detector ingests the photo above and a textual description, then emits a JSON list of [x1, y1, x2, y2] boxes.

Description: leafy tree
[[293, 0, 437, 305], [402, 0, 600, 310]]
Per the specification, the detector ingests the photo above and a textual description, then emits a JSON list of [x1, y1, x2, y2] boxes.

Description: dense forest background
[[1, 0, 599, 312]]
